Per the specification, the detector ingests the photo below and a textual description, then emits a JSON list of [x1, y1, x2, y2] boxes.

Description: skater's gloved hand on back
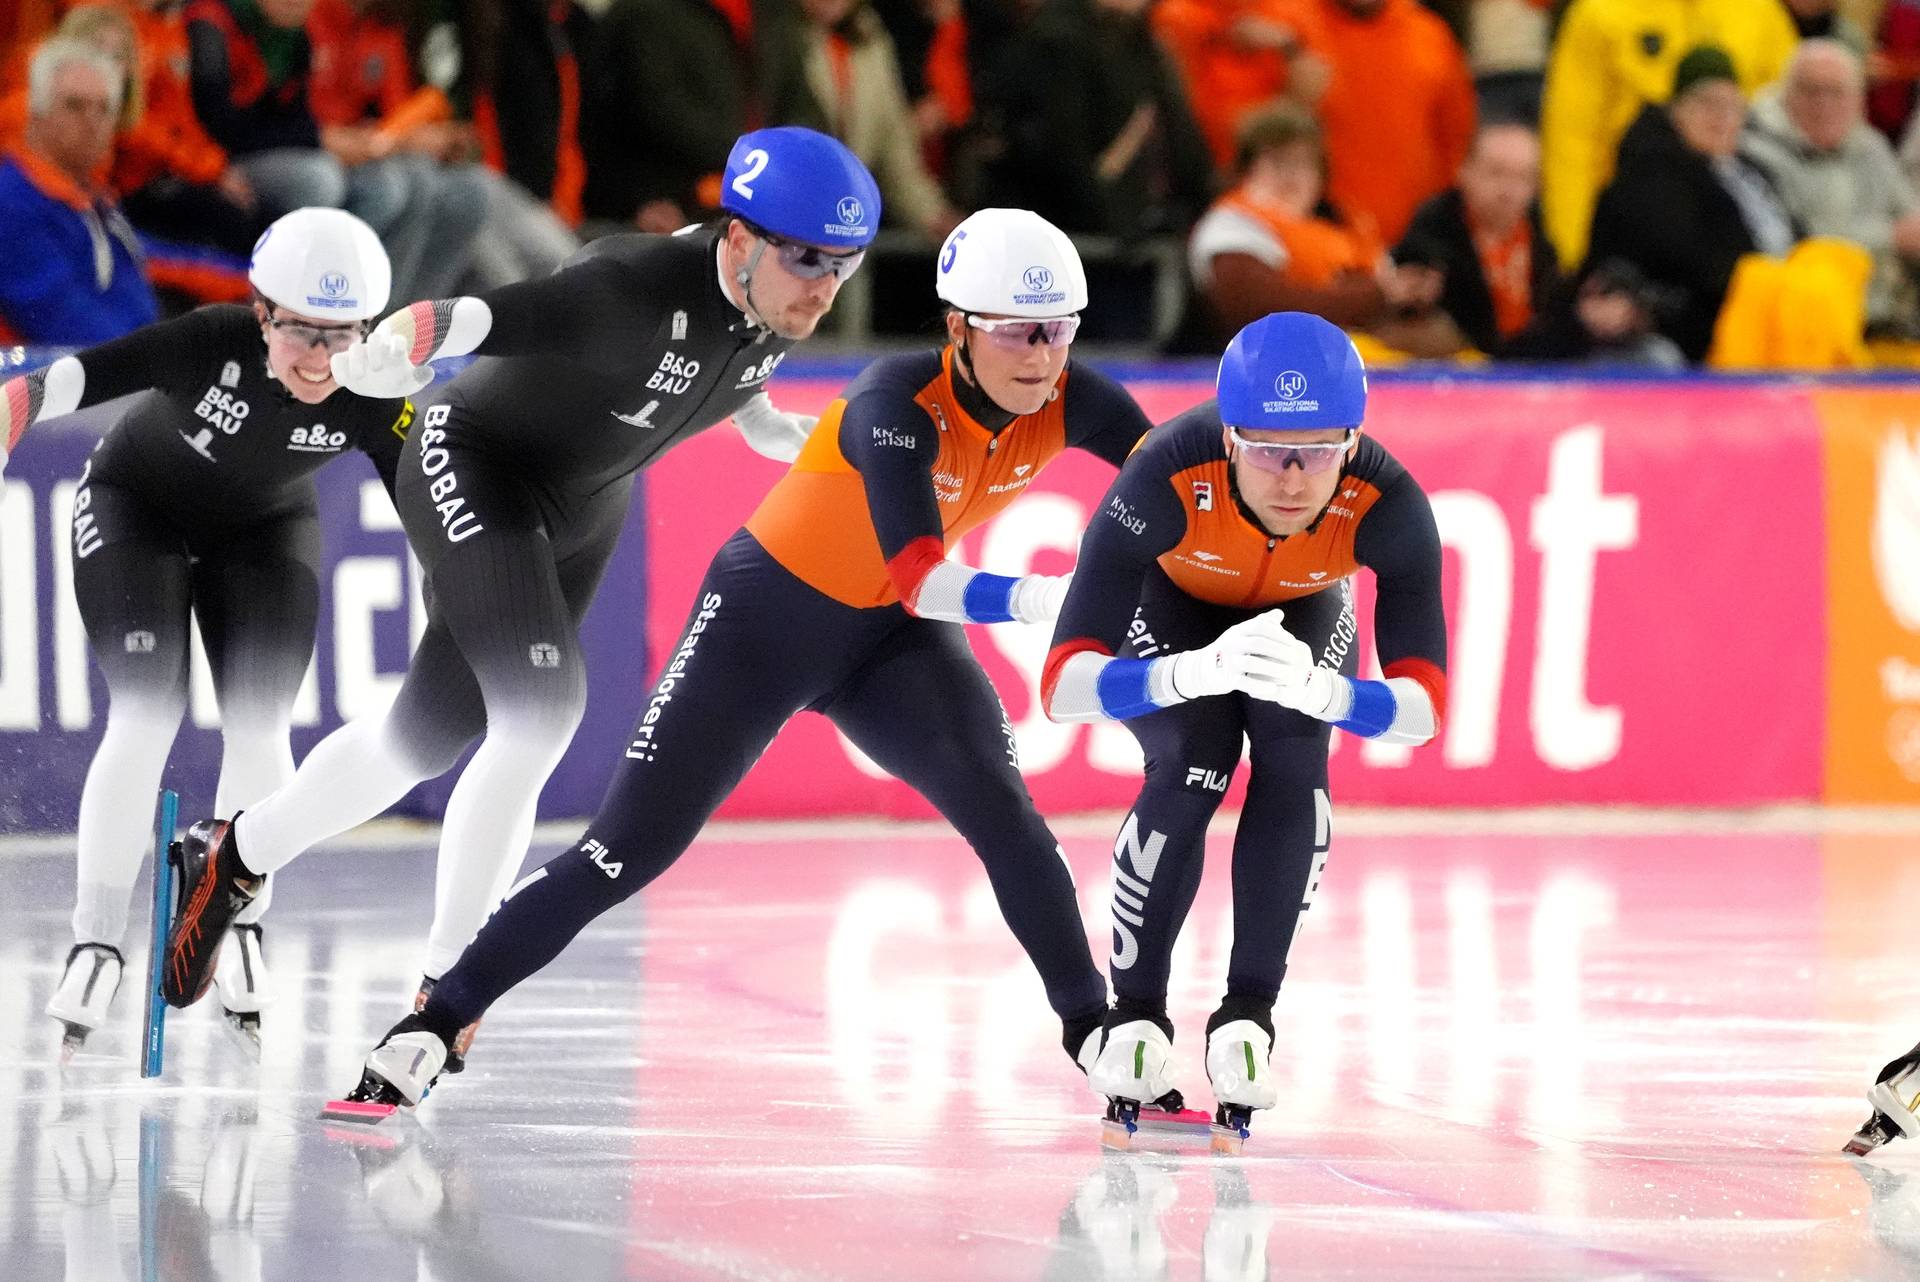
[[732, 394, 816, 463], [331, 330, 434, 399], [1169, 609, 1341, 716], [1010, 571, 1072, 625]]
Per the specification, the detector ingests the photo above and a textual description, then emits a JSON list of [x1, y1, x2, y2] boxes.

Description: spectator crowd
[[5, 0, 1920, 369]]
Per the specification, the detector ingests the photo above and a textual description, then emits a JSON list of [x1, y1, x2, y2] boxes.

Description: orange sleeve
[[375, 86, 453, 141], [1151, 0, 1225, 47], [0, 85, 26, 151], [924, 17, 972, 127]]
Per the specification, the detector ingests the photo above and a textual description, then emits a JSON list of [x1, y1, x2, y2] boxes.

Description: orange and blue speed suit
[[1039, 400, 1447, 1041]]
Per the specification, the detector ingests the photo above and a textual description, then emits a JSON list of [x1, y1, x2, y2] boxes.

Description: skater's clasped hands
[[331, 331, 435, 399]]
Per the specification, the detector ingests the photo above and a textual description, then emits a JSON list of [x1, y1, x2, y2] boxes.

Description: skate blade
[[319, 1099, 400, 1125], [1136, 1105, 1212, 1132], [219, 1012, 262, 1064], [1845, 1110, 1899, 1156], [1099, 1118, 1136, 1151], [1210, 1124, 1248, 1156]]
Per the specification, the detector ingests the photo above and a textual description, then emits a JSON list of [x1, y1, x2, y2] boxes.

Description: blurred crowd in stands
[[6, 0, 1920, 369]]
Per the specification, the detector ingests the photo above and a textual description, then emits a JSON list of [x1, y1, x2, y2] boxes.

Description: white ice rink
[[3, 813, 1919, 1281]]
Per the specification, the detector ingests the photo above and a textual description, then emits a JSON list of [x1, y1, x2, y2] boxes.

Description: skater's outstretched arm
[[1041, 433, 1188, 721], [1, 306, 231, 474], [1352, 468, 1448, 742], [330, 246, 675, 398], [839, 382, 1073, 626]]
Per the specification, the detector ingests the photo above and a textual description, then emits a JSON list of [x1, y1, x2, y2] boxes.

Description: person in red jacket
[[187, 0, 461, 296], [307, 0, 574, 291]]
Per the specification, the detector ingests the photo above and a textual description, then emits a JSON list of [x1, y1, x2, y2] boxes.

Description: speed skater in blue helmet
[[718, 127, 883, 339], [1216, 312, 1369, 536], [1215, 311, 1368, 431]]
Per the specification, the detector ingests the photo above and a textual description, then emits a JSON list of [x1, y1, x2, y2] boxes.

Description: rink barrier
[[1, 349, 1917, 826]]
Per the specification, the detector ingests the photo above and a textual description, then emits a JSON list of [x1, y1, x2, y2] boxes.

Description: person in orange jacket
[[1152, 0, 1331, 177], [113, 0, 266, 256], [1311, 0, 1476, 246]]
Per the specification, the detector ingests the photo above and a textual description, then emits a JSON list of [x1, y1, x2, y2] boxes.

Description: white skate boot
[[46, 943, 124, 1054], [1205, 1019, 1278, 1154], [321, 1014, 452, 1123], [212, 924, 270, 1060], [1849, 1040, 1920, 1155], [1092, 1020, 1180, 1148]]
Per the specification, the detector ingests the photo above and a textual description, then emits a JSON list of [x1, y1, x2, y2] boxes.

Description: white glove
[[1167, 608, 1344, 716], [330, 331, 434, 398], [1009, 571, 1071, 625], [733, 394, 815, 462]]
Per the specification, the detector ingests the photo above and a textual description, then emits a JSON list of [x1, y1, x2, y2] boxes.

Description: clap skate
[[1102, 1088, 1214, 1147], [212, 923, 269, 1060], [1846, 1040, 1920, 1156], [47, 943, 124, 1058], [1205, 1019, 1279, 1156], [1091, 1020, 1206, 1149], [162, 818, 259, 1008], [320, 1014, 451, 1125]]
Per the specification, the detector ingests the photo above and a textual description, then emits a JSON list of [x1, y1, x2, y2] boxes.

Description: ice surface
[[1, 823, 1917, 1281]]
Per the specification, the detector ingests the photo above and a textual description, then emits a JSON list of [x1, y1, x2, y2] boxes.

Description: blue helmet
[[720, 127, 882, 250], [1215, 312, 1368, 430]]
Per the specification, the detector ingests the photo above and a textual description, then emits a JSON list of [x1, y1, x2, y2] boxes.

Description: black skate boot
[[1847, 1040, 1920, 1156], [162, 819, 260, 1008]]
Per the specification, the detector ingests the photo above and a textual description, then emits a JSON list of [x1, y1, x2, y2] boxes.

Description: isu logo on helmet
[[1274, 371, 1307, 401], [1023, 265, 1054, 293], [837, 196, 865, 226], [319, 271, 349, 298]]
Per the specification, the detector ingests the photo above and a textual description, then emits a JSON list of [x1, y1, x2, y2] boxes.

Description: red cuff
[[884, 535, 946, 611], [406, 300, 438, 367], [4, 377, 29, 452], [1041, 638, 1113, 714], [1384, 657, 1447, 727]]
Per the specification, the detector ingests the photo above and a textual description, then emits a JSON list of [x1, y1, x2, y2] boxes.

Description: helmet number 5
[[731, 148, 769, 199], [940, 229, 966, 273]]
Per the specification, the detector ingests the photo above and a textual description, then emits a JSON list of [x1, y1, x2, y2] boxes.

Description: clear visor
[[265, 312, 369, 353], [1227, 426, 1357, 475]]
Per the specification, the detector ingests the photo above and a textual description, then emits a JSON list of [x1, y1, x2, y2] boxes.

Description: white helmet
[[935, 208, 1087, 318], [248, 207, 392, 322]]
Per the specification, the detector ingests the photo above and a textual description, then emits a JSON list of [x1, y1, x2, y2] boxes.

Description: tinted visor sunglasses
[[1227, 426, 1357, 475]]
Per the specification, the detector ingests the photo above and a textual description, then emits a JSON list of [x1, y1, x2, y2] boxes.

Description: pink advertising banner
[[641, 375, 1827, 815]]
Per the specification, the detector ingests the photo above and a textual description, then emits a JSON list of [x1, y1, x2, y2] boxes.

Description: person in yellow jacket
[[1541, 0, 1798, 266]]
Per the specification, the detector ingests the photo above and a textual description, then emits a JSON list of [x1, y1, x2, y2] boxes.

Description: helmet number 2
[[731, 148, 769, 200]]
